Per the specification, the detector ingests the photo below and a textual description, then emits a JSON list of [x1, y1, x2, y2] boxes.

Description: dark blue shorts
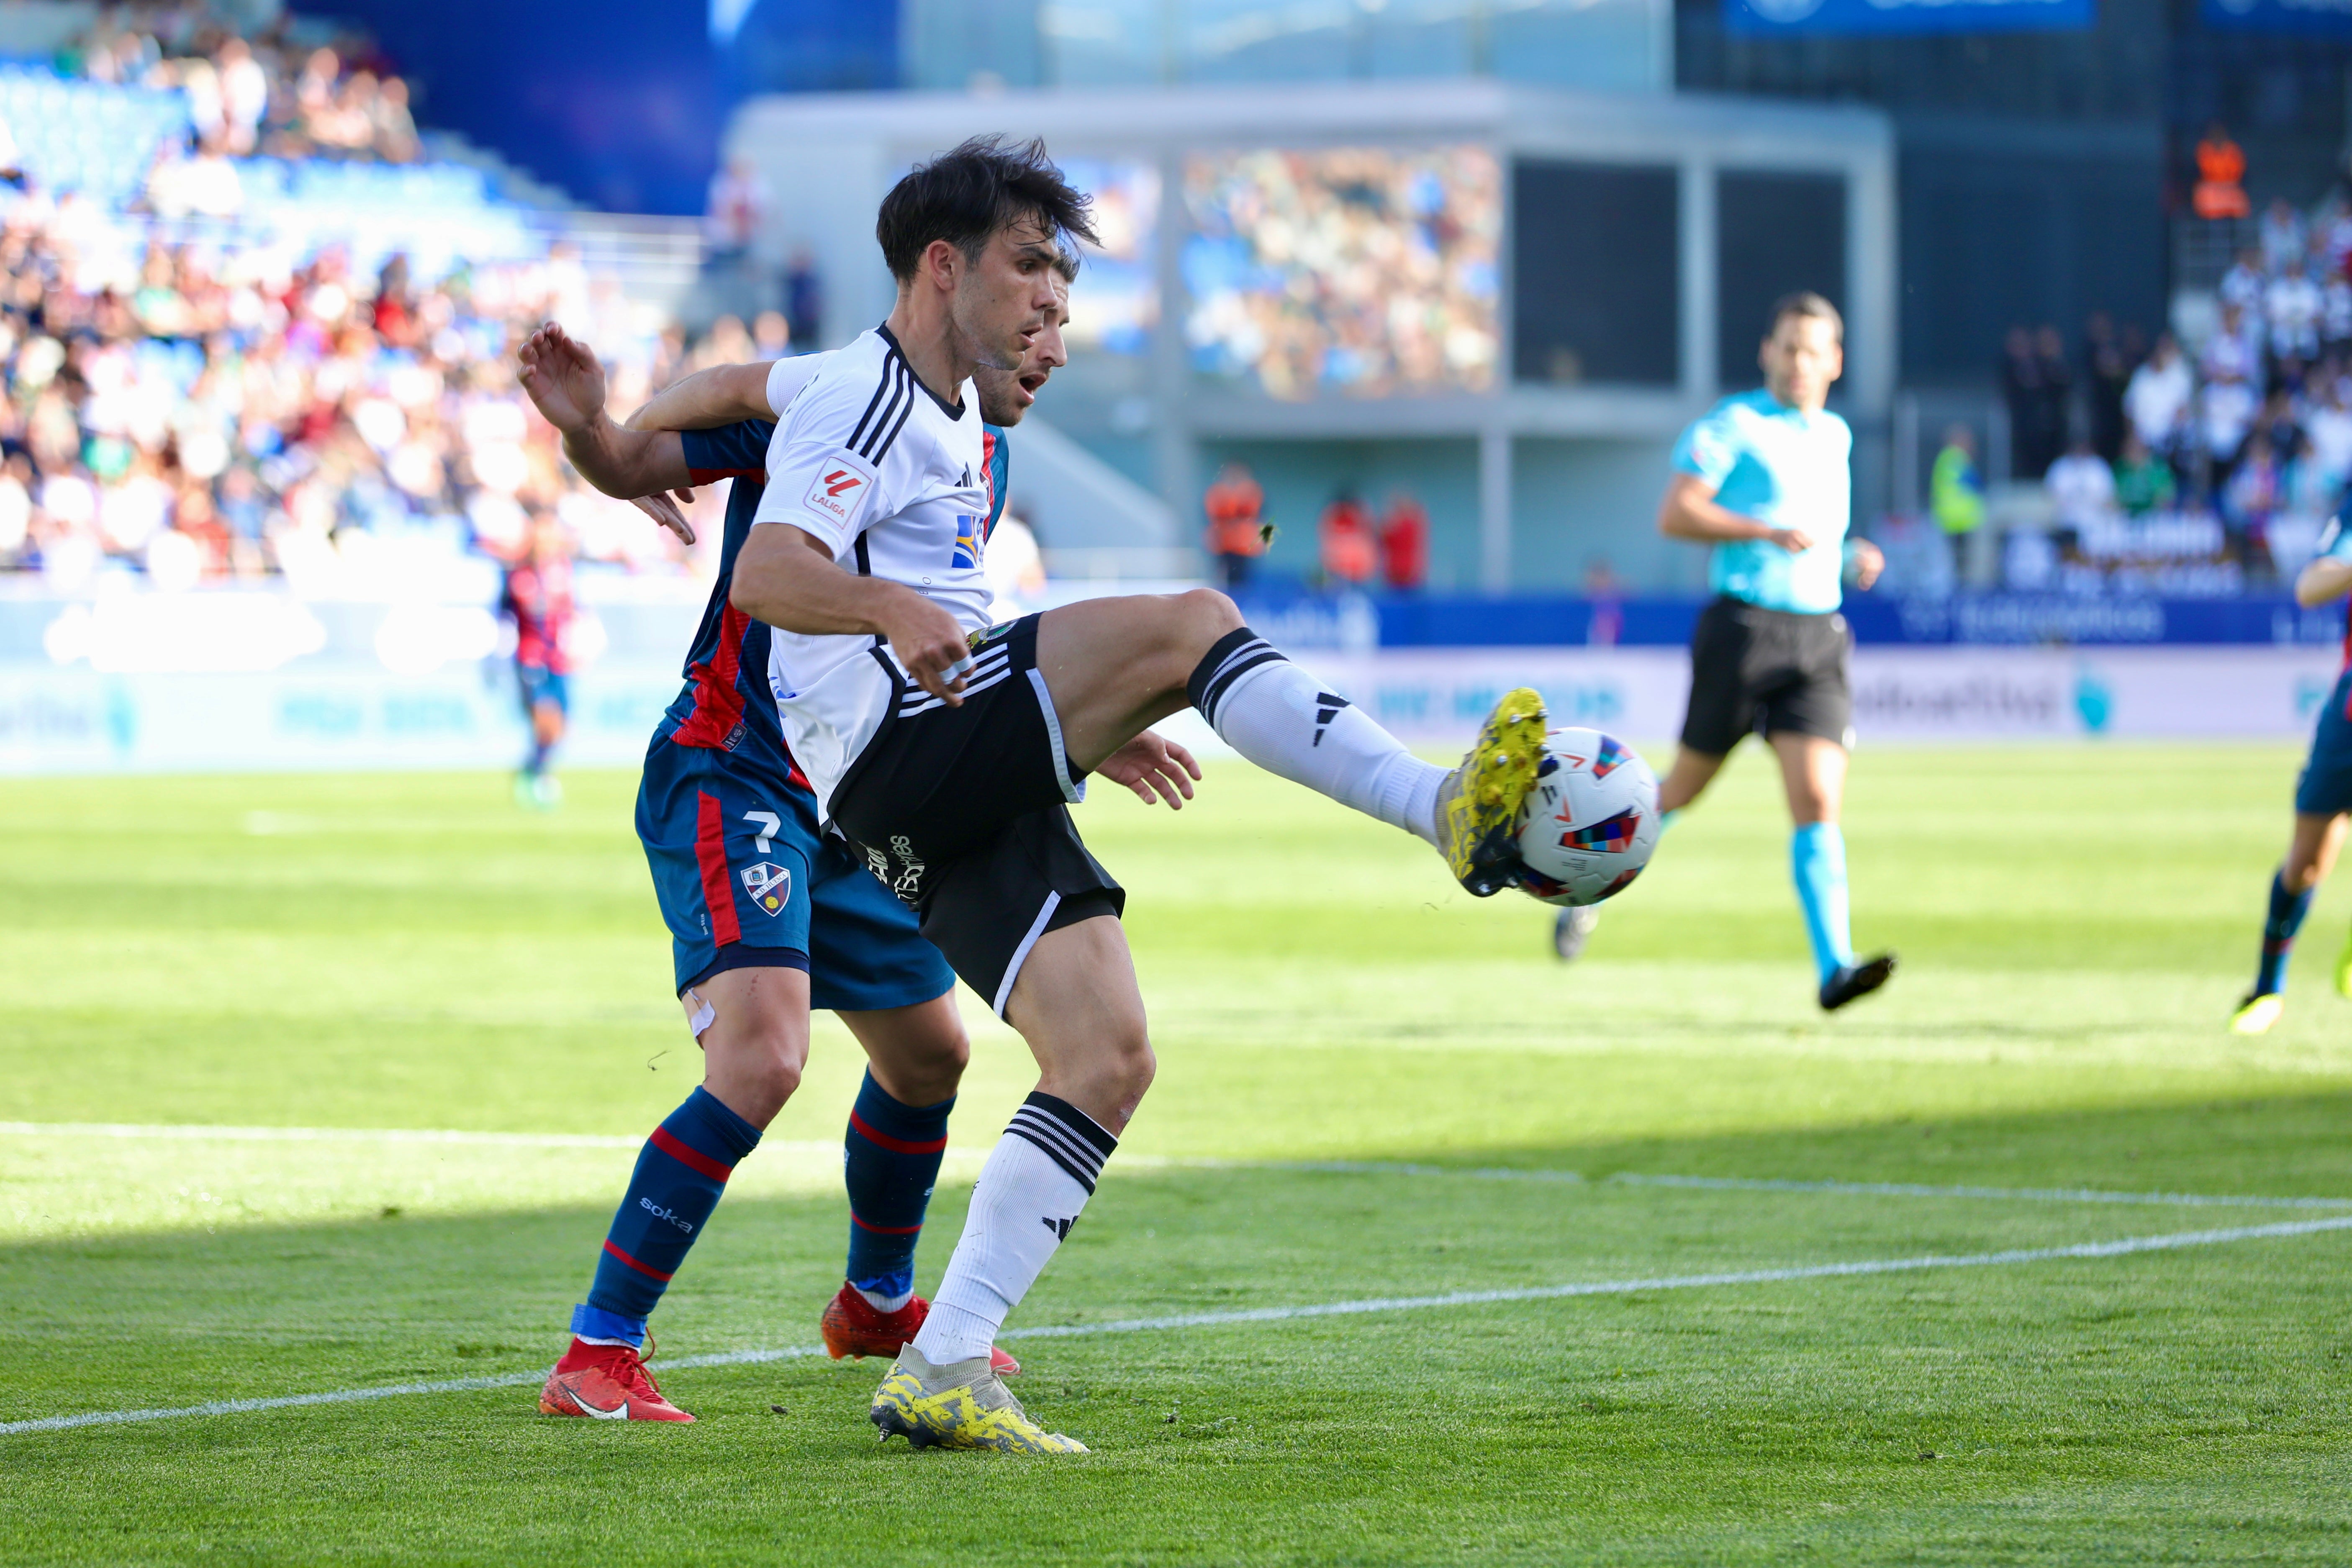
[[635, 729, 955, 1010], [517, 663, 569, 718], [2296, 669, 2352, 817]]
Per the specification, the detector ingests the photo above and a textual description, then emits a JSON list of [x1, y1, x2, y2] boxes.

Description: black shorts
[[829, 613, 1125, 1016], [1679, 596, 1853, 756]]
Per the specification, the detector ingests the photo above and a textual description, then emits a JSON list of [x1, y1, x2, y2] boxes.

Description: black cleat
[[1820, 953, 1897, 1012]]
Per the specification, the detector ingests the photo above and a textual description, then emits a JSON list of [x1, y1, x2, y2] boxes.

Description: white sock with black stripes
[[1186, 626, 1445, 846], [912, 1091, 1116, 1368]]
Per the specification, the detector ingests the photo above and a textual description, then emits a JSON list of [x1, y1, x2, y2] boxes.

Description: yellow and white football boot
[[2334, 931, 2352, 1001], [2230, 991, 2284, 1036], [869, 1344, 1087, 1454], [1433, 686, 1548, 896]]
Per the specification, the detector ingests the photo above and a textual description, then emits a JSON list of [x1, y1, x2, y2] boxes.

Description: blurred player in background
[[2231, 511, 2352, 1035], [499, 509, 573, 810], [510, 263, 1072, 1421], [1561, 293, 1895, 1012]]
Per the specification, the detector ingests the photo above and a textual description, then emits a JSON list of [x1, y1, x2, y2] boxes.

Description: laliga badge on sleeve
[[803, 453, 876, 530]]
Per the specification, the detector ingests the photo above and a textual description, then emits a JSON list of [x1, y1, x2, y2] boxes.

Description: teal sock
[[1790, 823, 1853, 984]]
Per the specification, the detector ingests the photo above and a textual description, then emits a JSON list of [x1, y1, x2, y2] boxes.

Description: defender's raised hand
[[516, 323, 607, 436]]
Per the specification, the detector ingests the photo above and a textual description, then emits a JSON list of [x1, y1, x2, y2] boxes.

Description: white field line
[[6, 1213, 2351, 1439], [1244, 1162, 2352, 1211], [0, 1123, 858, 1159], [5, 1124, 2349, 1211]]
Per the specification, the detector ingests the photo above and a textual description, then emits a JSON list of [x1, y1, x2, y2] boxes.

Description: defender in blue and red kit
[[515, 316, 1044, 1422], [2232, 511, 2352, 1035]]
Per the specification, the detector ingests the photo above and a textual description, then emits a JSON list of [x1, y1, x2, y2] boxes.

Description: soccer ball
[[1514, 729, 1660, 908]]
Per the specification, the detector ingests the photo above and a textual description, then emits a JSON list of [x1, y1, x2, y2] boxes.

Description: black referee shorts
[[1679, 595, 1853, 757], [829, 613, 1125, 1017]]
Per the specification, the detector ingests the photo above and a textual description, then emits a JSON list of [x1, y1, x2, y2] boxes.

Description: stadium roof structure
[[728, 80, 1892, 589]]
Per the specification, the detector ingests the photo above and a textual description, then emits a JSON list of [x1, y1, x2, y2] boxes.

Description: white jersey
[[762, 354, 816, 417], [750, 326, 989, 812]]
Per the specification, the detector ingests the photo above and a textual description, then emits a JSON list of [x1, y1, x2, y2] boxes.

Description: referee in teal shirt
[[1560, 293, 1895, 1011]]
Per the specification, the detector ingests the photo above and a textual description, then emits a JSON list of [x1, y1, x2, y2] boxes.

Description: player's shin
[[573, 1086, 762, 1344], [912, 1092, 1114, 1365], [1791, 823, 1854, 984], [1185, 626, 1443, 843], [843, 1070, 953, 1309], [2255, 868, 2313, 997]]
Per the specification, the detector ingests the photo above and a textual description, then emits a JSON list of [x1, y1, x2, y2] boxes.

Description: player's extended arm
[[732, 525, 974, 704], [624, 361, 778, 432], [517, 324, 698, 541], [1657, 472, 1812, 554], [2296, 555, 2352, 608], [518, 324, 692, 497]]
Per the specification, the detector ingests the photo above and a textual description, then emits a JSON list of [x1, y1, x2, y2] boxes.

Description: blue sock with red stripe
[[843, 1071, 953, 1311], [572, 1086, 761, 1346], [2255, 869, 2313, 997]]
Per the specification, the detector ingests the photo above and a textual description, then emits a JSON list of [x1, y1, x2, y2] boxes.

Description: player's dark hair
[[1051, 247, 1080, 283], [1767, 290, 1843, 342], [876, 135, 1097, 285]]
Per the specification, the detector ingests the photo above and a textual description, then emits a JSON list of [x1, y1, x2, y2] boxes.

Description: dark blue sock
[[574, 1086, 761, 1345], [2256, 870, 2313, 997], [526, 739, 552, 777], [843, 1071, 953, 1309]]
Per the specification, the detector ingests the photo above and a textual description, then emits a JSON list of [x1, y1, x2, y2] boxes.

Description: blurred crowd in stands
[[0, 3, 767, 588], [55, 5, 419, 166], [1919, 175, 2352, 596], [1183, 146, 1500, 400], [0, 200, 730, 588]]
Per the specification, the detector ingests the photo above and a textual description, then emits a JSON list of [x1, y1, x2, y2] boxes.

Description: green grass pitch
[[6, 743, 2352, 1565]]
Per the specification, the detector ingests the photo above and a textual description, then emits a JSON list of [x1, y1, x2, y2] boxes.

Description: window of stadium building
[[1183, 145, 1501, 400], [922, 0, 1659, 91], [1060, 157, 1159, 357]]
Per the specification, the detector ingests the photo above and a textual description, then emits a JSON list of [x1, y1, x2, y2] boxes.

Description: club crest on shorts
[[740, 862, 792, 915]]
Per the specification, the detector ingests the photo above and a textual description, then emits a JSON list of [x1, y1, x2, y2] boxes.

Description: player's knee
[[738, 1032, 803, 1098], [1101, 1013, 1156, 1103], [1176, 587, 1244, 641]]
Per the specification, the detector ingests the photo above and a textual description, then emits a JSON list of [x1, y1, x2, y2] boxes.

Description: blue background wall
[[294, 0, 721, 212]]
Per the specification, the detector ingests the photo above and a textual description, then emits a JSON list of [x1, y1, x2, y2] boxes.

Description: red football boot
[[821, 1284, 1020, 1376], [539, 1334, 695, 1422]]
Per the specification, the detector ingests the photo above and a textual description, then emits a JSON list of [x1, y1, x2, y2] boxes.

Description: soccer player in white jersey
[[729, 136, 1551, 1453]]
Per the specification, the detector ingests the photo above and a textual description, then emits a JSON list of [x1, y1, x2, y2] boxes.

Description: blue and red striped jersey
[[657, 416, 1010, 781], [658, 419, 795, 778], [981, 421, 1009, 540]]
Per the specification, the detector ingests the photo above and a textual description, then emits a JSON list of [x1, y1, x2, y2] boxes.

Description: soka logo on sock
[[1040, 1216, 1077, 1240], [639, 1197, 694, 1234]]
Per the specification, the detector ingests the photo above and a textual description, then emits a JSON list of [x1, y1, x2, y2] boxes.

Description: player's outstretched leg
[[1178, 621, 1546, 895], [2234, 867, 2312, 1035]]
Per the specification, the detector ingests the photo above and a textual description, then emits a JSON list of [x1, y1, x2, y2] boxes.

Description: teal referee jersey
[[1670, 388, 1852, 615]]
